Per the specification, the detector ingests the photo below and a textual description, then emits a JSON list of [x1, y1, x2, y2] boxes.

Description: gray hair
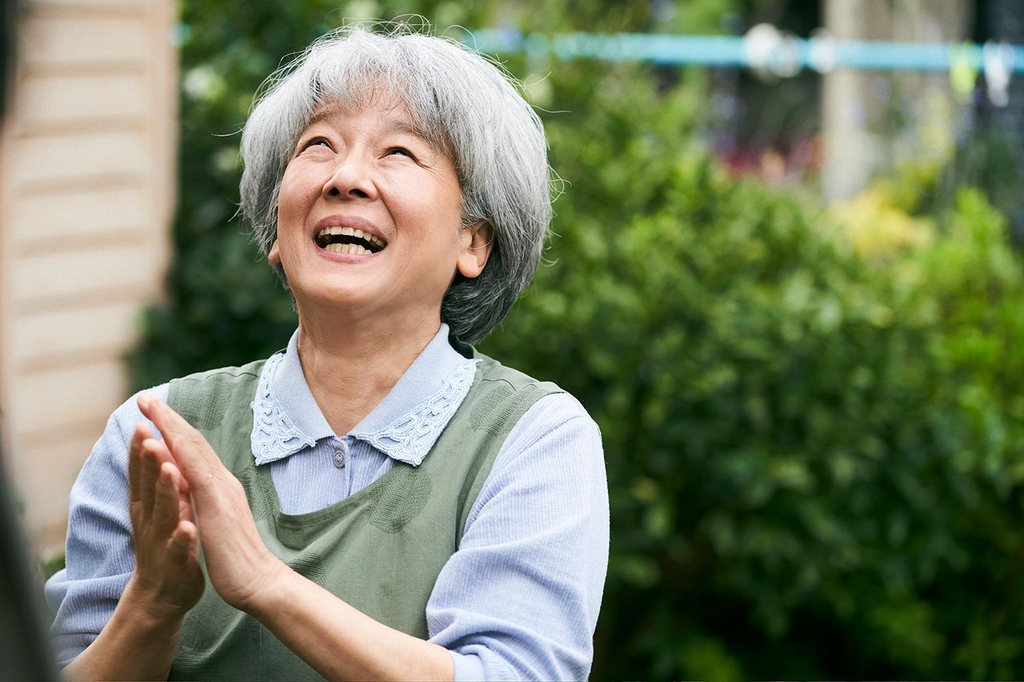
[[239, 25, 552, 343]]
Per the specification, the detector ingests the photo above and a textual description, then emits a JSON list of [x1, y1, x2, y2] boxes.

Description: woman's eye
[[386, 147, 413, 158], [302, 137, 331, 150]]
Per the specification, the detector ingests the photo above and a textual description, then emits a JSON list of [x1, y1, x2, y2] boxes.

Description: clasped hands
[[127, 394, 287, 622]]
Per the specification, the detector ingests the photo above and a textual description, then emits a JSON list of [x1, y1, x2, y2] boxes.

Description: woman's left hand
[[137, 394, 289, 613]]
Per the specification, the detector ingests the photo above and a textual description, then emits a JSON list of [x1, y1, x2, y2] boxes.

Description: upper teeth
[[317, 226, 386, 250]]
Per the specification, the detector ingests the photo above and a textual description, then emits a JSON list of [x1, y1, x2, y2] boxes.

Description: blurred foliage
[[828, 183, 935, 259], [898, 126, 1024, 244], [42, 554, 65, 581], [134, 1, 1024, 680]]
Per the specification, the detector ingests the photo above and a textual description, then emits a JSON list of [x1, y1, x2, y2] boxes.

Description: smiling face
[[270, 97, 492, 333]]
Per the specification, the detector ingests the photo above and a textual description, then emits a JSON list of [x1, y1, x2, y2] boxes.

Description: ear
[[268, 239, 281, 265], [456, 220, 493, 279]]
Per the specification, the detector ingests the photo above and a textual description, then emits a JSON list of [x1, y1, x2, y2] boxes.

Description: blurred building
[[0, 0, 177, 557], [713, 0, 974, 199], [822, 0, 971, 200]]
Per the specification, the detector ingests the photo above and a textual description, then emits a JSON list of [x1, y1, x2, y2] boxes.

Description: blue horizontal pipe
[[467, 29, 1024, 74]]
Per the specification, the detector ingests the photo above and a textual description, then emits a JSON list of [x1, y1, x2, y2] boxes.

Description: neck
[[295, 305, 441, 435]]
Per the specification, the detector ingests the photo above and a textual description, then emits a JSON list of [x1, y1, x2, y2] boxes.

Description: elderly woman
[[45, 25, 608, 682]]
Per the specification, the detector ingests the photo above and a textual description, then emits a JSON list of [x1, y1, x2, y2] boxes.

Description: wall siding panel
[[8, 131, 151, 190], [12, 301, 142, 367], [17, 74, 149, 129], [22, 17, 151, 69], [12, 187, 147, 248], [14, 360, 130, 437], [0, 0, 177, 557], [14, 244, 157, 304]]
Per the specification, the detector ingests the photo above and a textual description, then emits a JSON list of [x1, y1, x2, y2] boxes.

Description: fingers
[[153, 462, 184, 538], [129, 416, 188, 543], [128, 422, 152, 509], [125, 397, 207, 616], [167, 520, 199, 565], [134, 396, 276, 614], [177, 474, 196, 524], [138, 394, 220, 483], [140, 441, 162, 519], [139, 437, 174, 518]]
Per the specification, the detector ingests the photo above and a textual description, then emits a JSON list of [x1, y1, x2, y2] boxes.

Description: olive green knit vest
[[165, 352, 560, 681]]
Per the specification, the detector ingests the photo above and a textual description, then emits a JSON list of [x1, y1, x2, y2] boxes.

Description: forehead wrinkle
[[382, 118, 431, 143]]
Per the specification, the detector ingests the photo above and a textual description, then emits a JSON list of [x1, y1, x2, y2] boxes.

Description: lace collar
[[250, 326, 478, 467]]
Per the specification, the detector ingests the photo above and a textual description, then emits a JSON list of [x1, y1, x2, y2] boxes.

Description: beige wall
[[0, 0, 177, 557]]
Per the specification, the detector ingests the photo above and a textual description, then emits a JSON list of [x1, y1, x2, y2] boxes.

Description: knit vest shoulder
[[166, 351, 561, 681]]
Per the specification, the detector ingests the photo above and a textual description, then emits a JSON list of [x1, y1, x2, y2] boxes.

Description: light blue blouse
[[45, 325, 610, 680]]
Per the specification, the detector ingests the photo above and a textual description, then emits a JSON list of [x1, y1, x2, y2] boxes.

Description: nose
[[322, 151, 377, 200]]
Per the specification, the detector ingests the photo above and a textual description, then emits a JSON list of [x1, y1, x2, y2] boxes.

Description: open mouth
[[314, 226, 387, 255]]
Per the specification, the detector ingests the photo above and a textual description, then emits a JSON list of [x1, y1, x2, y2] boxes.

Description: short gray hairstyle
[[239, 25, 552, 343]]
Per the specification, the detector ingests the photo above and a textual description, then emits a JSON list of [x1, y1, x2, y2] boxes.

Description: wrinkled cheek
[[276, 188, 318, 243], [278, 166, 322, 215]]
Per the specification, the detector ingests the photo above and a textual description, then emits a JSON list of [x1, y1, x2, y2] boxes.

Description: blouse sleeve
[[425, 392, 610, 681], [44, 385, 168, 667]]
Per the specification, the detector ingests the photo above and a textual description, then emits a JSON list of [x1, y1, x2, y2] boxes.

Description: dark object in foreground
[[0, 452, 57, 681]]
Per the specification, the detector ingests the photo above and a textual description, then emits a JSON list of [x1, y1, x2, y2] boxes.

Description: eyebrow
[[305, 108, 431, 142]]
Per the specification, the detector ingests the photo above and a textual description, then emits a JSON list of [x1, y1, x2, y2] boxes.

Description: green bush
[[133, 2, 1024, 680], [483, 65, 1024, 677]]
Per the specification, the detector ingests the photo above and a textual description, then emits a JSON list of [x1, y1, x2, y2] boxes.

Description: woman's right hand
[[63, 422, 206, 681], [125, 421, 205, 619]]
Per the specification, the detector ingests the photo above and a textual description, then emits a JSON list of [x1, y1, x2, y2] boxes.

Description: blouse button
[[333, 449, 347, 468]]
